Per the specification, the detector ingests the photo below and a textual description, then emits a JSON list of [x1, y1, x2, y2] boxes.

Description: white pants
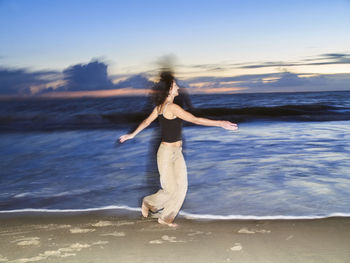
[[143, 143, 188, 223]]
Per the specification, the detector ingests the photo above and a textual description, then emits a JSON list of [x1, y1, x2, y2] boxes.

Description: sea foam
[[0, 205, 349, 220]]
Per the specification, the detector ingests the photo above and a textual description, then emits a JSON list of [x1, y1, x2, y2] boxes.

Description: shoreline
[[1, 207, 350, 221], [1, 213, 349, 262]]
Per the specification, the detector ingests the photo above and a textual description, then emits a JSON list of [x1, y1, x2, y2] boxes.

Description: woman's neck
[[164, 96, 174, 104]]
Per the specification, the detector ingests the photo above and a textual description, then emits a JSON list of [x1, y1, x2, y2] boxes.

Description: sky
[[1, 0, 350, 97]]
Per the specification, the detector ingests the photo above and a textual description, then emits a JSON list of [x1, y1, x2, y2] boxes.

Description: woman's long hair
[[152, 71, 175, 106]]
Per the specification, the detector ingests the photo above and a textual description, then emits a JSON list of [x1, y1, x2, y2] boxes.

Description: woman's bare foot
[[141, 202, 149, 218], [158, 218, 178, 227]]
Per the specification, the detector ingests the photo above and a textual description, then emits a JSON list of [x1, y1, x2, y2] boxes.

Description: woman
[[119, 71, 238, 227]]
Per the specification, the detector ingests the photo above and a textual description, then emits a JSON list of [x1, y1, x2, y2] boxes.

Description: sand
[[0, 212, 349, 263]]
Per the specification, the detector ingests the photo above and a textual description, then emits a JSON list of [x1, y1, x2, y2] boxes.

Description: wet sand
[[0, 212, 349, 263]]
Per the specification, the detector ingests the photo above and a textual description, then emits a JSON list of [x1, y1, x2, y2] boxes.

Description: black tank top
[[158, 104, 182, 143]]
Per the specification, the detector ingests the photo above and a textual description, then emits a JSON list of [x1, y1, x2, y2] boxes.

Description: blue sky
[[1, 0, 350, 96]]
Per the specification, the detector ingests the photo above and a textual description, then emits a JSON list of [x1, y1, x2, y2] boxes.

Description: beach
[[1, 92, 350, 262], [1, 212, 350, 263]]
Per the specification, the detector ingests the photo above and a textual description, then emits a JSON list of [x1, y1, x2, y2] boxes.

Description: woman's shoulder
[[168, 103, 183, 112], [157, 102, 184, 116]]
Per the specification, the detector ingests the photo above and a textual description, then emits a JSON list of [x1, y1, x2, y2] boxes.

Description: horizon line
[[1, 89, 349, 101]]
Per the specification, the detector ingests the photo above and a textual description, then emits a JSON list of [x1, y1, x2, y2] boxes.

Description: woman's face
[[170, 81, 179, 97]]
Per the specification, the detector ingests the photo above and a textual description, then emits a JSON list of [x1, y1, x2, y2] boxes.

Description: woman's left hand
[[119, 134, 134, 143], [221, 121, 238, 131]]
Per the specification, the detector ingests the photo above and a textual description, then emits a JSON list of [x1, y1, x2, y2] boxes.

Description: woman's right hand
[[221, 121, 238, 131], [119, 134, 134, 143]]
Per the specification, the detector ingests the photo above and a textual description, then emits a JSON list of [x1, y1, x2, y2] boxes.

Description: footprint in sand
[[69, 228, 95, 234], [91, 221, 114, 227], [101, 231, 126, 237], [238, 228, 255, 234], [56, 224, 71, 229], [34, 224, 72, 230], [162, 235, 186, 243], [149, 239, 163, 244], [230, 243, 242, 251], [238, 228, 271, 234], [286, 235, 294, 241], [149, 235, 185, 244], [0, 254, 8, 262], [257, 229, 271, 234], [188, 231, 204, 236], [13, 237, 40, 246], [10, 241, 109, 263], [161, 235, 176, 242], [92, 241, 109, 247], [115, 221, 135, 227], [188, 231, 212, 237]]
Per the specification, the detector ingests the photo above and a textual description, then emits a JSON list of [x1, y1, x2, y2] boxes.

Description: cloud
[[178, 62, 250, 73], [240, 52, 350, 69], [0, 60, 156, 97], [184, 71, 350, 93], [264, 72, 306, 87], [181, 52, 350, 93], [1, 55, 350, 97], [181, 52, 350, 71], [303, 52, 350, 65], [114, 74, 154, 90], [0, 60, 118, 96], [185, 73, 276, 84], [53, 60, 155, 92], [58, 60, 114, 92], [247, 72, 350, 92], [0, 67, 59, 95]]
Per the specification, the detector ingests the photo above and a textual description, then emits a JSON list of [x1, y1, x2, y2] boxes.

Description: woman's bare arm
[[119, 107, 159, 143], [170, 104, 238, 131]]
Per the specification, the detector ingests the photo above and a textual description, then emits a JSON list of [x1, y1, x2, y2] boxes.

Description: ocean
[[1, 91, 350, 220]]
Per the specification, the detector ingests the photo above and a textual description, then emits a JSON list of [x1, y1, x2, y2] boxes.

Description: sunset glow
[[1, 0, 349, 97]]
